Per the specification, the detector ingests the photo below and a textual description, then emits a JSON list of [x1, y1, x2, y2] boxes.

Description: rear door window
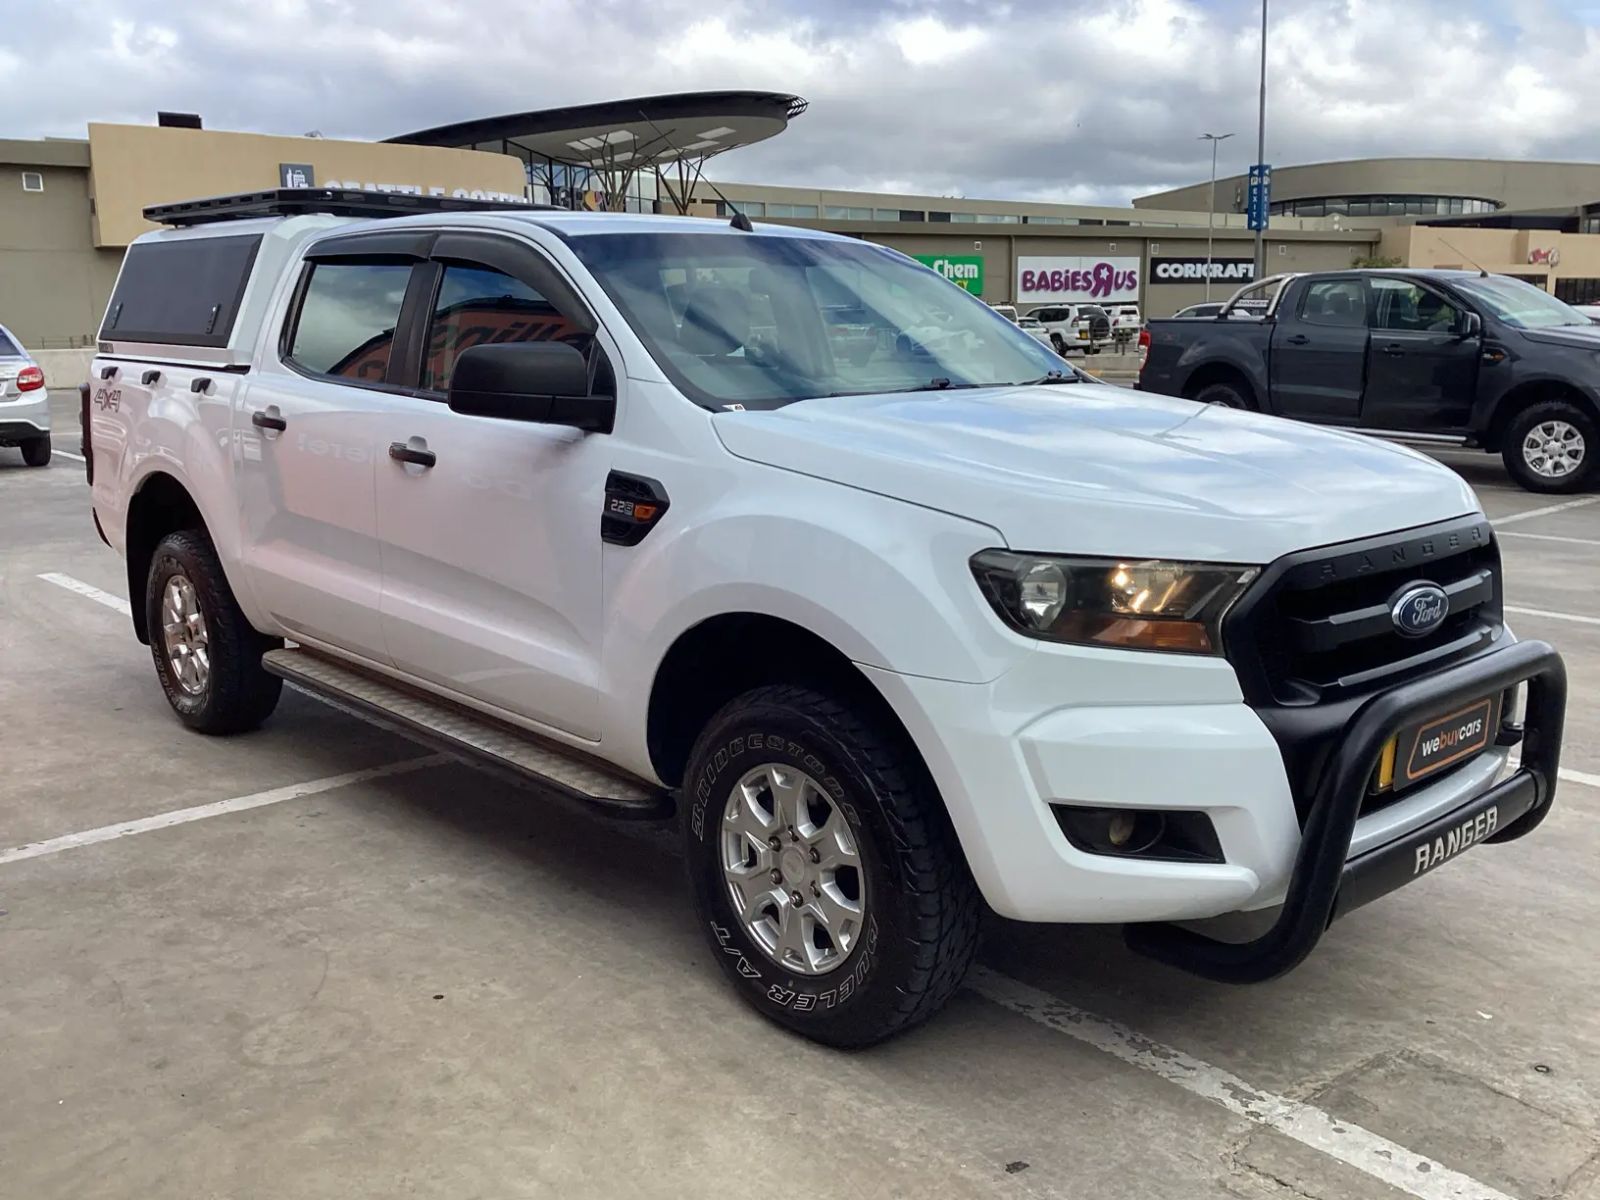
[[284, 261, 414, 383], [1299, 279, 1367, 327], [0, 328, 19, 357], [99, 233, 262, 347]]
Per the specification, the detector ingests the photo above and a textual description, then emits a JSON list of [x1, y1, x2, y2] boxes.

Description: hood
[[711, 382, 1479, 563], [1518, 323, 1600, 350]]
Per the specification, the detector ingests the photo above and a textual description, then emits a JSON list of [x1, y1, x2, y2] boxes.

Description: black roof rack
[[144, 187, 556, 227]]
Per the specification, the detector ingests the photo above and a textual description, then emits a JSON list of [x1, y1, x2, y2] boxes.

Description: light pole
[[1253, 0, 1269, 279], [1199, 132, 1233, 301]]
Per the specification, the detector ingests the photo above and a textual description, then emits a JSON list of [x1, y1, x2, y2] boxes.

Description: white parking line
[[1492, 495, 1600, 526], [968, 968, 1517, 1200], [1498, 530, 1600, 548], [0, 756, 446, 867], [1504, 604, 1600, 628], [52, 448, 86, 462], [37, 572, 131, 614]]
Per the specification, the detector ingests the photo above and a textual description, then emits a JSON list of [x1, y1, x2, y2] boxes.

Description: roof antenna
[[637, 110, 753, 231], [1437, 236, 1490, 277]]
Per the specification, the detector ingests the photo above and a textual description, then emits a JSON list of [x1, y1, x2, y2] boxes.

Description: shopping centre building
[[5, 98, 1600, 350]]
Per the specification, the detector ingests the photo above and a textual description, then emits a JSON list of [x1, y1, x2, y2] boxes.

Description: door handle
[[251, 409, 287, 432], [389, 441, 436, 468], [1382, 343, 1406, 356], [1285, 334, 1310, 345]]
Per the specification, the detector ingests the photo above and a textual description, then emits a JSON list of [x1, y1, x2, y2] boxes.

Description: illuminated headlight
[[970, 551, 1260, 655]]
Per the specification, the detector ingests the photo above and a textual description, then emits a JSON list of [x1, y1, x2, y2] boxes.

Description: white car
[[1104, 302, 1142, 345], [1026, 303, 1110, 354], [1573, 304, 1600, 324], [0, 321, 51, 466], [84, 189, 1566, 1047], [1016, 315, 1054, 347]]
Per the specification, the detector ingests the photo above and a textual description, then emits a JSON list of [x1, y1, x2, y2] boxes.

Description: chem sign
[[914, 255, 985, 295], [1247, 163, 1272, 231]]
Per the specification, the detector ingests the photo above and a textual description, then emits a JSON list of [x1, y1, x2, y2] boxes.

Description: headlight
[[970, 551, 1260, 655]]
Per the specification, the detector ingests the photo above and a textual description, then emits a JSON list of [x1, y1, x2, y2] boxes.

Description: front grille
[[1224, 515, 1503, 708], [1225, 516, 1508, 824]]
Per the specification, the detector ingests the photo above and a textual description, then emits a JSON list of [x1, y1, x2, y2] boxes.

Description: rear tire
[[682, 684, 981, 1048], [146, 529, 283, 734], [1193, 380, 1251, 410], [21, 435, 50, 467], [1502, 400, 1596, 494]]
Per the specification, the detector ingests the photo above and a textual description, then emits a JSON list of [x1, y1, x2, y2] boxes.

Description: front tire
[[146, 529, 283, 734], [682, 685, 980, 1048], [21, 435, 50, 467], [1193, 380, 1251, 410], [1502, 401, 1596, 493]]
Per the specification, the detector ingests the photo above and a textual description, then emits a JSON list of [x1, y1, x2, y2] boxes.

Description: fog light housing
[[1052, 805, 1225, 863]]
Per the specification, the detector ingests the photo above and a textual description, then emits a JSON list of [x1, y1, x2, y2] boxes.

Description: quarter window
[[1299, 279, 1366, 327], [421, 264, 591, 393], [285, 261, 412, 382]]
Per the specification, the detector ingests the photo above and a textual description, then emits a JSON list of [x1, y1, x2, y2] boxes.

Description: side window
[[1299, 279, 1366, 328], [422, 263, 592, 392], [285, 261, 413, 383], [1370, 278, 1460, 332]]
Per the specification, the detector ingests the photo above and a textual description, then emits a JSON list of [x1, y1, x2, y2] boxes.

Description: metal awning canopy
[[386, 91, 807, 170]]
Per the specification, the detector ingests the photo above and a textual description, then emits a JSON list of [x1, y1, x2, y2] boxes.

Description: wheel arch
[[1180, 360, 1260, 409], [123, 471, 209, 644], [1484, 379, 1600, 451], [646, 612, 925, 793]]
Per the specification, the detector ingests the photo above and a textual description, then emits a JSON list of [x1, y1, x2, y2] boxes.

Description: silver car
[[0, 321, 50, 466]]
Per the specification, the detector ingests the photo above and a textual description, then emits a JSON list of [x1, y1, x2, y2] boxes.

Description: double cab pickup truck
[[1140, 269, 1600, 493], [83, 190, 1566, 1046]]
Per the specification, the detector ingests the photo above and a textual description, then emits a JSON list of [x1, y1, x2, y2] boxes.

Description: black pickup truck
[[1139, 269, 1600, 493]]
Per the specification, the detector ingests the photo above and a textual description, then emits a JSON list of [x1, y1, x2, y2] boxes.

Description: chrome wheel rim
[[160, 573, 210, 696], [720, 763, 866, 976], [1523, 420, 1586, 479]]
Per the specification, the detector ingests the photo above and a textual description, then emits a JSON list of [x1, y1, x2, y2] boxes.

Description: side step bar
[[262, 647, 672, 821]]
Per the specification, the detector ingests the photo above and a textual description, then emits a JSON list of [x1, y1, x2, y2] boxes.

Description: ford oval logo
[[1391, 584, 1450, 638]]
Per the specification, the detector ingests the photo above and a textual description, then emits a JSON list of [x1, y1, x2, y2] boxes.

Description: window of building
[[873, 208, 899, 221], [898, 209, 926, 222], [823, 205, 873, 220], [1583, 216, 1600, 235], [764, 202, 818, 219], [100, 232, 263, 348], [286, 261, 413, 382], [740, 201, 765, 218], [1299, 279, 1366, 327], [1555, 277, 1600, 306], [989, 213, 1021, 224], [21, 171, 43, 192], [420, 264, 589, 392], [950, 212, 978, 223], [928, 211, 951, 222]]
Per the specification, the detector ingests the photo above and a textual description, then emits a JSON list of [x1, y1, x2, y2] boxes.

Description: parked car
[[1016, 315, 1054, 347], [1173, 302, 1226, 319], [1573, 304, 1600, 324], [1140, 270, 1600, 493], [1104, 302, 1142, 346], [0, 321, 50, 466], [1027, 303, 1110, 354], [987, 303, 1019, 323], [85, 190, 1566, 1047]]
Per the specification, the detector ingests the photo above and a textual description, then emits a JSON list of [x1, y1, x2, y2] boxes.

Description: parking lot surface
[[3, 393, 1598, 1199]]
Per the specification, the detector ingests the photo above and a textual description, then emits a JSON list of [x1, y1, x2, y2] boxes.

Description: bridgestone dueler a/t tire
[[682, 685, 981, 1048], [146, 529, 283, 734]]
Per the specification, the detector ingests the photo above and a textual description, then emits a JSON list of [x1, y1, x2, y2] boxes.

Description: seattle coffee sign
[[1016, 256, 1140, 304]]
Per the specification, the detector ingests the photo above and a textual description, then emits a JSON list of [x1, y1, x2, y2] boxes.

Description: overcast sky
[[6, 0, 1600, 206]]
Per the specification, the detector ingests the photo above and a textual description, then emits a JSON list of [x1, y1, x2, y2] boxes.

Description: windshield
[[564, 232, 1066, 409], [1453, 275, 1592, 329]]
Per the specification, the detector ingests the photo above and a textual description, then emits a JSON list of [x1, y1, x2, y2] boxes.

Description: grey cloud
[[3, 0, 1598, 207]]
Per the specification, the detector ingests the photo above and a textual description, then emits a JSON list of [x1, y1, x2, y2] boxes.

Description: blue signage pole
[[1247, 164, 1272, 232]]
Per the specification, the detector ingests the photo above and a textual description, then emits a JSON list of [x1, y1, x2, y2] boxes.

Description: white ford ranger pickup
[[82, 188, 1567, 1047]]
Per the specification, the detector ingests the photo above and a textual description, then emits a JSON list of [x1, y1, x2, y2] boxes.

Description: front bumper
[[866, 637, 1564, 970]]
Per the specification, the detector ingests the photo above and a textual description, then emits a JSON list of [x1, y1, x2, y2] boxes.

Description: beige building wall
[[86, 123, 530, 247], [1381, 225, 1600, 292], [0, 145, 123, 346]]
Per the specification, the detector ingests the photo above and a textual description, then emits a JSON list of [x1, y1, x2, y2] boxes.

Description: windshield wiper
[[1015, 371, 1080, 385]]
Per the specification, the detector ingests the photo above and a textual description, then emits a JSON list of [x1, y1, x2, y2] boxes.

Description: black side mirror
[[1457, 311, 1483, 339], [447, 342, 614, 434]]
